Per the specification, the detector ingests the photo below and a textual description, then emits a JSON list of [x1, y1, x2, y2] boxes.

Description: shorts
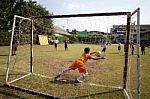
[[102, 48, 106, 52], [69, 60, 87, 73], [55, 43, 57, 48], [118, 46, 121, 50], [12, 44, 17, 51]]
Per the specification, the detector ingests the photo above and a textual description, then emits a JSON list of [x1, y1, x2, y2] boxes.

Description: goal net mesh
[[126, 12, 139, 99]]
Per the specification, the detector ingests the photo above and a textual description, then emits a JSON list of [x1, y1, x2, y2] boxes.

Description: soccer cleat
[[54, 74, 61, 81]]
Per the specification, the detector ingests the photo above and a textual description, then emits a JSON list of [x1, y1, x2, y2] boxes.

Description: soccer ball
[[95, 51, 101, 57]]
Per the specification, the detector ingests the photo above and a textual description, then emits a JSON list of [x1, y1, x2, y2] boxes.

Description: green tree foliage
[[0, 0, 53, 45], [107, 34, 116, 42], [71, 29, 77, 34], [0, 32, 11, 45], [0, 0, 53, 34], [0, 0, 15, 31]]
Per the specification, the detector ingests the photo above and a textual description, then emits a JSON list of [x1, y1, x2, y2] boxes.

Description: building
[[53, 25, 71, 36], [89, 31, 104, 35], [110, 24, 150, 45], [76, 31, 105, 44], [140, 29, 150, 46]]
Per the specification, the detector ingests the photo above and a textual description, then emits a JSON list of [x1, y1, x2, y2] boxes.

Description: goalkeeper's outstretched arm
[[90, 52, 97, 55]]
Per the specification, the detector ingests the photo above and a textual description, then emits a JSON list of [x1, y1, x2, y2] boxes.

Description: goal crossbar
[[32, 12, 130, 19]]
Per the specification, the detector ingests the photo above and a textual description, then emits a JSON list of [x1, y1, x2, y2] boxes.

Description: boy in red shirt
[[54, 47, 105, 83]]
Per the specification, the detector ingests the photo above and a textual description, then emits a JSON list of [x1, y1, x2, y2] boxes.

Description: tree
[[71, 29, 77, 34], [0, 0, 53, 34], [107, 34, 116, 43]]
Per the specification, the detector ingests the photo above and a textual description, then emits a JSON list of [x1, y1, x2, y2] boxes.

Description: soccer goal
[[6, 15, 33, 84], [5, 8, 140, 99]]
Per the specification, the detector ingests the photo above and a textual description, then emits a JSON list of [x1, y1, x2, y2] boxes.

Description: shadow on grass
[[0, 74, 6, 77], [0, 86, 26, 99], [51, 79, 76, 85], [119, 54, 137, 56], [0, 73, 27, 77], [74, 89, 124, 99], [0, 54, 8, 56], [108, 52, 119, 54]]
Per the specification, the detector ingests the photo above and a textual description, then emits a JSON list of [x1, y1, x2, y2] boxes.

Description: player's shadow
[[51, 79, 76, 85]]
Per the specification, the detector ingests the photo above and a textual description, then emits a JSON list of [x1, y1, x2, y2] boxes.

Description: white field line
[[81, 83, 122, 89], [33, 73, 52, 79]]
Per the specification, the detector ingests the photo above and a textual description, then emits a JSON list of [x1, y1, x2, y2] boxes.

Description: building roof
[[77, 31, 88, 36], [53, 25, 71, 36]]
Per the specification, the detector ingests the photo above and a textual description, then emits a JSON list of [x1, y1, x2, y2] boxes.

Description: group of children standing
[[100, 41, 146, 55], [117, 42, 146, 55], [54, 37, 68, 51]]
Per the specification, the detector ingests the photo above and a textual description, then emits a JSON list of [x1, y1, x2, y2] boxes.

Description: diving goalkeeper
[[54, 47, 105, 83]]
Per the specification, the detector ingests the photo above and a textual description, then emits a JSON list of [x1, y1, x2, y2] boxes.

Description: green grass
[[0, 44, 149, 99]]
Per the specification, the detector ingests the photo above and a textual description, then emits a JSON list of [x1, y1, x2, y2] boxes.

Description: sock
[[77, 73, 88, 81], [61, 68, 70, 74], [55, 68, 70, 78]]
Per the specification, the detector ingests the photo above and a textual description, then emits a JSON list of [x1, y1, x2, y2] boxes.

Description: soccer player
[[118, 42, 121, 54], [54, 47, 105, 83], [141, 43, 145, 55], [131, 45, 134, 55], [54, 37, 59, 50], [12, 35, 19, 56], [102, 42, 106, 54], [64, 40, 68, 51]]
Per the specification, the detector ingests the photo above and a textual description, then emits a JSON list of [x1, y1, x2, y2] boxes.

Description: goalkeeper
[[54, 47, 105, 83]]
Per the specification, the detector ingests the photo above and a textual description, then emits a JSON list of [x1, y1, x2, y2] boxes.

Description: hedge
[[0, 32, 38, 46], [0, 32, 11, 46]]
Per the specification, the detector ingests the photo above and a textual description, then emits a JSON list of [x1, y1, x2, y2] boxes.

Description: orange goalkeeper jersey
[[69, 53, 92, 73]]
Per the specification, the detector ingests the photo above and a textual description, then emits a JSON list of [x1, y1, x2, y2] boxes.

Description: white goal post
[[5, 15, 33, 84]]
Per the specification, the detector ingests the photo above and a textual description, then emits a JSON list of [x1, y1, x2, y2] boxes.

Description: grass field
[[0, 44, 150, 99]]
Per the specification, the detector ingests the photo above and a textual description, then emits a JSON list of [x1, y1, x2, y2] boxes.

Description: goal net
[[6, 15, 32, 83], [5, 10, 140, 99], [126, 9, 140, 99]]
